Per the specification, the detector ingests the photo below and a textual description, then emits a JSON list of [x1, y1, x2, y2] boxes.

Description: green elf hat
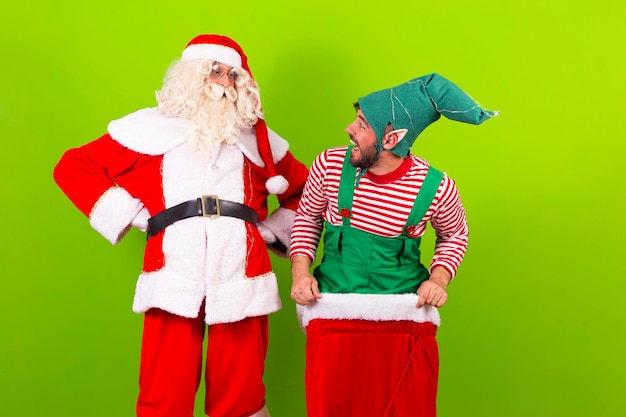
[[358, 73, 499, 157]]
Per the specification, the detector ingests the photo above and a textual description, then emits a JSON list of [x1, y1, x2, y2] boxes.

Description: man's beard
[[186, 83, 244, 161], [349, 136, 379, 168]]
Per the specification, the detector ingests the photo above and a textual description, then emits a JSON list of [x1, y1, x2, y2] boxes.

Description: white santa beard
[[186, 86, 243, 161]]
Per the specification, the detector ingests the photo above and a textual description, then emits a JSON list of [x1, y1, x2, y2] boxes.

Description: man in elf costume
[[53, 34, 309, 417], [290, 73, 498, 416]]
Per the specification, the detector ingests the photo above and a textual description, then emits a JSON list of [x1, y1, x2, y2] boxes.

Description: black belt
[[146, 195, 258, 239]]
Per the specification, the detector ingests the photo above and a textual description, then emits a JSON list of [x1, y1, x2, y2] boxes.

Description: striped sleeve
[[428, 175, 468, 278], [289, 147, 349, 262]]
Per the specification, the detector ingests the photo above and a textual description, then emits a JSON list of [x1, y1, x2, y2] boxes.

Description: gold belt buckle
[[201, 195, 220, 218]]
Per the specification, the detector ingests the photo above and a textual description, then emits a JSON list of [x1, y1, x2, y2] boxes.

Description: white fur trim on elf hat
[[181, 44, 243, 68]]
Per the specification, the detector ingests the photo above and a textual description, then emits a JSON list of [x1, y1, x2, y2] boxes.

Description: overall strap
[[337, 146, 358, 227], [403, 165, 444, 235]]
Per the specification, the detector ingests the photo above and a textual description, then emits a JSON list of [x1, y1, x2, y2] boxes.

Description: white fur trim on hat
[[181, 44, 242, 68]]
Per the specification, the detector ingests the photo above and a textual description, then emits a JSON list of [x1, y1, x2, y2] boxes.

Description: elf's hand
[[417, 267, 451, 308], [291, 255, 322, 306]]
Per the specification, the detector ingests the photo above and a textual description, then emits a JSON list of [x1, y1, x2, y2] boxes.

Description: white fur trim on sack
[[296, 293, 441, 332]]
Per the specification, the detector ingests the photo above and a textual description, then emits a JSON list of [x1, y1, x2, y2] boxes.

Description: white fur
[[132, 269, 207, 318], [265, 175, 289, 194], [296, 293, 441, 332], [131, 207, 150, 232], [204, 271, 281, 325], [108, 109, 290, 169], [89, 187, 145, 244], [107, 108, 186, 155], [107, 108, 287, 322], [131, 142, 281, 323], [181, 44, 242, 68], [238, 126, 290, 167]]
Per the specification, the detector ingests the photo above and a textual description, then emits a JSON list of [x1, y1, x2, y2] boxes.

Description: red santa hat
[[182, 34, 289, 195]]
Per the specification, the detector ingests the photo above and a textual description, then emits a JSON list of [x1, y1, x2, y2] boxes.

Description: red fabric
[[244, 150, 307, 215], [205, 316, 269, 417], [305, 319, 439, 417], [53, 134, 167, 270], [53, 134, 165, 219], [137, 307, 268, 417], [243, 150, 307, 277], [53, 134, 309, 276], [254, 118, 277, 178]]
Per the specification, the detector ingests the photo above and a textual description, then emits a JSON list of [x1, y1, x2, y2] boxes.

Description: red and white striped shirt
[[290, 146, 469, 278]]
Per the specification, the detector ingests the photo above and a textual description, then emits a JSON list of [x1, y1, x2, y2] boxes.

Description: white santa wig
[[154, 34, 289, 194], [156, 58, 262, 124]]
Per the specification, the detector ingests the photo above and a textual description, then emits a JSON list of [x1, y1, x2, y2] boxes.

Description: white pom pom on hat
[[265, 174, 289, 195]]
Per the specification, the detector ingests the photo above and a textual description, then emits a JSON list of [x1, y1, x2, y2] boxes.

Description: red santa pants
[[305, 319, 439, 417], [136, 306, 268, 417]]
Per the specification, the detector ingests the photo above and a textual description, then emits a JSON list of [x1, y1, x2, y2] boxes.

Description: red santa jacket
[[54, 108, 309, 324]]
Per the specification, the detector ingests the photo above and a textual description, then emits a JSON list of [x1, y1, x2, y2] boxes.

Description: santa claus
[[53, 34, 309, 417]]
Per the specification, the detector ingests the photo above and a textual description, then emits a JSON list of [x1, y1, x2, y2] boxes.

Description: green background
[[1, 0, 624, 416]]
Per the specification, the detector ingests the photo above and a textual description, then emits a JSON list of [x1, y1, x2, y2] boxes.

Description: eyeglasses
[[209, 63, 238, 82]]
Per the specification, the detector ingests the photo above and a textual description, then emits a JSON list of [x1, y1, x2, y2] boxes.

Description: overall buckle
[[200, 195, 220, 218]]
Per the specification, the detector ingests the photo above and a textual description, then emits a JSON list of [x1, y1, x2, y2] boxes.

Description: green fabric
[[313, 147, 444, 294], [358, 73, 499, 157]]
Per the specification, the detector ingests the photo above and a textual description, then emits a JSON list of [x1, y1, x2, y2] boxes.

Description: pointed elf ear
[[389, 129, 408, 142], [384, 129, 408, 149]]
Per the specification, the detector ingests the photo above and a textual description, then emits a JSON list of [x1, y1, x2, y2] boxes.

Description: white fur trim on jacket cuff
[[89, 187, 145, 245], [296, 293, 441, 332]]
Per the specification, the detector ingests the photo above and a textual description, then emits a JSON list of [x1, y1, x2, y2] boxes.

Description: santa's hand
[[131, 207, 150, 232], [257, 222, 289, 257], [257, 222, 277, 244], [257, 208, 295, 258]]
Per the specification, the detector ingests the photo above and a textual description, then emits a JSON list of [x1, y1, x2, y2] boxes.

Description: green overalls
[[313, 147, 443, 295]]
